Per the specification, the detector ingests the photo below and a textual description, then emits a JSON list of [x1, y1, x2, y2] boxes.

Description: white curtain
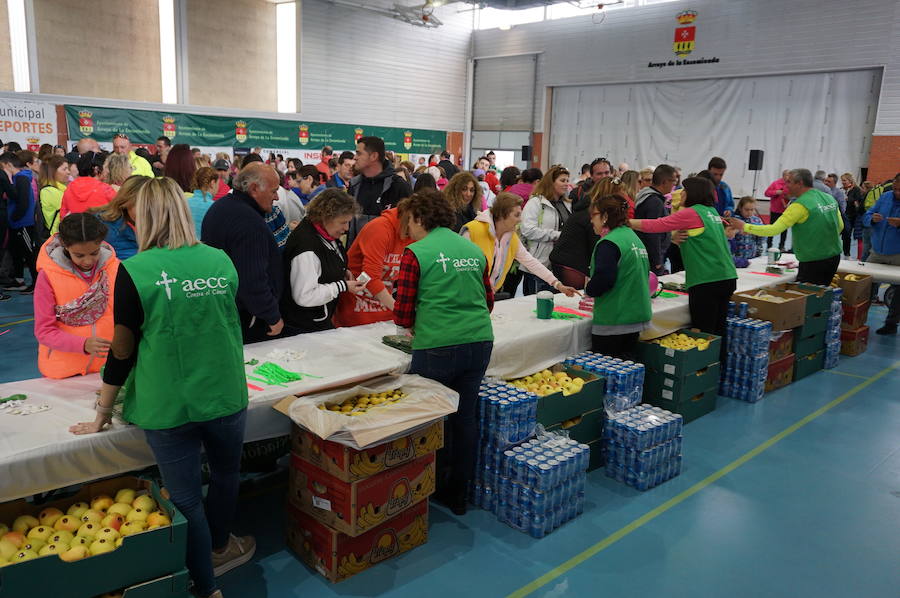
[[549, 69, 882, 196]]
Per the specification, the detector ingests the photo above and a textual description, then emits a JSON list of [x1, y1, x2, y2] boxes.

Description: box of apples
[[0, 476, 186, 598]]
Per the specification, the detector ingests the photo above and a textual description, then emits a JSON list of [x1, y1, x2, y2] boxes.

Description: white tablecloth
[[835, 260, 900, 284], [0, 259, 808, 500]]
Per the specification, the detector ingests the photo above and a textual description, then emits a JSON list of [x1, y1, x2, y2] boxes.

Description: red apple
[[1, 531, 25, 549], [101, 513, 125, 532]]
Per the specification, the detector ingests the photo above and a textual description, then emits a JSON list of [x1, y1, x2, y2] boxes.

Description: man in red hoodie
[[60, 152, 116, 218], [316, 146, 334, 181]]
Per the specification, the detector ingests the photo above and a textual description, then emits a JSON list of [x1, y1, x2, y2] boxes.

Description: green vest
[[590, 227, 652, 326], [407, 227, 494, 350], [793, 189, 843, 262], [122, 244, 248, 430], [679, 205, 738, 288]]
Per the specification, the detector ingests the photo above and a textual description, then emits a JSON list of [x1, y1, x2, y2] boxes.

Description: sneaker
[[211, 534, 256, 577], [0, 293, 10, 302], [3, 282, 27, 291], [875, 324, 897, 335], [19, 285, 34, 295]]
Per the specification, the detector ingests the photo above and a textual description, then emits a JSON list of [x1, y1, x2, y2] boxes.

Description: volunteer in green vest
[[631, 177, 738, 356], [727, 168, 843, 286], [585, 195, 652, 358], [393, 189, 494, 516], [70, 177, 252, 598]]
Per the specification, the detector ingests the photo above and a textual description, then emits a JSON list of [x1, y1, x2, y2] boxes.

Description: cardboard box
[[834, 272, 873, 305], [794, 330, 826, 359], [643, 363, 720, 404], [545, 408, 604, 445], [645, 388, 717, 424], [634, 329, 721, 375], [841, 300, 871, 330], [795, 312, 827, 337], [731, 289, 807, 331], [289, 452, 435, 537], [0, 477, 187, 598], [765, 353, 795, 393], [531, 365, 605, 427], [774, 283, 834, 317], [794, 350, 824, 381], [840, 326, 870, 357], [291, 420, 443, 483], [768, 329, 794, 362], [286, 500, 428, 583], [116, 570, 190, 598]]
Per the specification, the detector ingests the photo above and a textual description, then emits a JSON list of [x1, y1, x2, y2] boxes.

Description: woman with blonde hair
[[444, 171, 483, 232], [38, 155, 69, 236], [71, 176, 254, 598], [103, 153, 133, 192], [94, 175, 151, 260], [521, 165, 572, 294], [840, 172, 864, 257], [187, 166, 219, 238]]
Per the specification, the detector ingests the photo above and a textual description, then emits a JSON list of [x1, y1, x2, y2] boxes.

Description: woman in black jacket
[[840, 172, 864, 258], [281, 189, 367, 332]]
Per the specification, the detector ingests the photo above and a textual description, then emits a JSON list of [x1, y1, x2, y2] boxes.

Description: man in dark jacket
[[326, 151, 355, 189], [569, 158, 612, 203], [549, 193, 600, 285], [634, 164, 677, 276], [346, 136, 412, 245], [438, 150, 458, 180], [202, 162, 294, 344]]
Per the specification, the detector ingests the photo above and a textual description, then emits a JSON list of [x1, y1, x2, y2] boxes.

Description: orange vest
[[36, 238, 119, 379]]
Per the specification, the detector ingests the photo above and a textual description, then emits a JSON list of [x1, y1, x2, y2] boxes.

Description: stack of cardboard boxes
[[285, 421, 442, 582], [834, 272, 874, 357], [537, 364, 606, 471], [637, 330, 722, 423]]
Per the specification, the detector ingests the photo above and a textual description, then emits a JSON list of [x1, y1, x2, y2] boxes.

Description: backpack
[[33, 185, 59, 246]]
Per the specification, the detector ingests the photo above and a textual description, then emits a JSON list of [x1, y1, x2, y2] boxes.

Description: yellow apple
[[21, 539, 44, 553], [1, 531, 26, 549], [76, 522, 99, 540], [91, 496, 114, 513], [101, 513, 125, 532], [38, 508, 64, 528], [54, 516, 80, 532], [59, 545, 89, 562], [126, 508, 149, 523], [67, 502, 90, 518], [79, 510, 104, 525], [39, 542, 68, 556], [49, 530, 74, 546], [26, 526, 53, 542], [132, 495, 157, 512], [10, 549, 38, 563], [89, 538, 117, 556], [0, 538, 18, 560], [119, 521, 147, 537], [145, 512, 171, 528], [94, 527, 120, 543], [12, 515, 39, 534], [70, 535, 91, 547], [114, 489, 136, 505], [106, 503, 132, 518]]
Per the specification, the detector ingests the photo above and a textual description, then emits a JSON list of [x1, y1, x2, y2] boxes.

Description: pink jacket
[[765, 178, 789, 213]]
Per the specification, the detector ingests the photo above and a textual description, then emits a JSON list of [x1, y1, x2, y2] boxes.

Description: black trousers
[[841, 221, 853, 256], [688, 278, 737, 363], [665, 243, 684, 274], [591, 332, 640, 360], [8, 226, 37, 283], [766, 212, 788, 250], [796, 254, 841, 286]]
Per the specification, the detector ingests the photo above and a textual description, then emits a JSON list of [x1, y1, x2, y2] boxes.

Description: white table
[[0, 260, 806, 501], [835, 260, 900, 284]]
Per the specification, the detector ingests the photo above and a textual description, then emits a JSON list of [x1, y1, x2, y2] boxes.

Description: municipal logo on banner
[[26, 137, 40, 151], [162, 116, 177, 139], [403, 131, 413, 150], [299, 124, 309, 146], [354, 128, 364, 143], [235, 120, 248, 143], [79, 111, 94, 135], [673, 10, 698, 57]]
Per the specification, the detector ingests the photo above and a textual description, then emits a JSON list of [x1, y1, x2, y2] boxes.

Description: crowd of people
[[0, 129, 897, 598]]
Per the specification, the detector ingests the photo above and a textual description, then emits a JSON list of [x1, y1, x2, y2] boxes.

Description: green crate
[[534, 367, 605, 427], [795, 312, 827, 338], [775, 283, 834, 317], [545, 408, 604, 444], [122, 569, 190, 598], [643, 363, 720, 404], [794, 350, 824, 381], [0, 477, 187, 598], [634, 330, 721, 375], [645, 388, 717, 424], [793, 329, 826, 358]]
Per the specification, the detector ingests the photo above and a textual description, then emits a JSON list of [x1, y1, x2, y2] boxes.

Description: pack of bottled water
[[471, 427, 589, 538], [824, 287, 843, 369], [563, 352, 645, 413], [720, 316, 772, 402], [603, 404, 683, 491], [477, 380, 539, 447]]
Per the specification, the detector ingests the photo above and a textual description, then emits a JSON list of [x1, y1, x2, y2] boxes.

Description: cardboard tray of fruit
[[280, 374, 459, 450], [0, 476, 186, 598]]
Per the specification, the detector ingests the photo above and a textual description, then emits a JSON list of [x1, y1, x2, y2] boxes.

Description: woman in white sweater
[[520, 165, 573, 295]]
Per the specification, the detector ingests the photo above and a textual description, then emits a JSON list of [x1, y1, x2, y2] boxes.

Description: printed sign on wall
[[0, 99, 58, 149]]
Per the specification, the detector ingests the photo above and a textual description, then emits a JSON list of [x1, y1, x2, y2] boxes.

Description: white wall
[[473, 0, 900, 135], [298, 0, 472, 132]]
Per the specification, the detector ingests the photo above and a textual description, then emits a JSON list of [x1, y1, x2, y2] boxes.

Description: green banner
[[65, 105, 446, 153]]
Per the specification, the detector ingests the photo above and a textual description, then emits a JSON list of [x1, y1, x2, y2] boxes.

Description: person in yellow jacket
[[460, 192, 578, 297], [38, 155, 69, 235], [112, 133, 154, 177], [33, 213, 118, 378]]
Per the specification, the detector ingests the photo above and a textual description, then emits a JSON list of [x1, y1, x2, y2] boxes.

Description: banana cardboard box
[[291, 420, 443, 483], [833, 271, 872, 305], [730, 289, 806, 331], [288, 452, 435, 537], [286, 500, 428, 583]]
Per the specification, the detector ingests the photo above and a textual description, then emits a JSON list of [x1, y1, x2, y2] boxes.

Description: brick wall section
[[867, 137, 900, 183]]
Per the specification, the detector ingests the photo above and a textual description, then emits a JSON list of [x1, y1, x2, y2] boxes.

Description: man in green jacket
[[112, 133, 154, 178]]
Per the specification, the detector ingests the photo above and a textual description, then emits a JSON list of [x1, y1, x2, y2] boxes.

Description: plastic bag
[[287, 374, 459, 450]]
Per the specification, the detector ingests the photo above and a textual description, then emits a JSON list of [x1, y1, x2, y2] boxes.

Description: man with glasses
[[112, 133, 154, 178], [635, 164, 678, 276]]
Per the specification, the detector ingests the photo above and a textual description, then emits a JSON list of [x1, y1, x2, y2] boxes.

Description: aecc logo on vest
[[155, 270, 230, 300], [435, 252, 481, 273]]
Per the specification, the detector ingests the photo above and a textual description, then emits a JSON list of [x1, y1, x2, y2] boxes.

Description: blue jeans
[[522, 272, 555, 296], [410, 341, 493, 487], [144, 408, 247, 597]]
